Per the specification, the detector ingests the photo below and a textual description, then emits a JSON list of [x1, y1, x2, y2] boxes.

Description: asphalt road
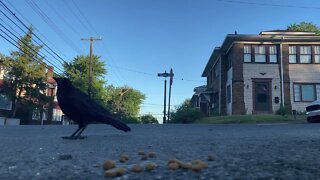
[[1, 123, 320, 179]]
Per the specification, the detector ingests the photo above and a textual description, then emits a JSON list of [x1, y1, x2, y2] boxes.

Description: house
[[0, 63, 64, 125], [191, 85, 211, 115], [201, 30, 320, 116]]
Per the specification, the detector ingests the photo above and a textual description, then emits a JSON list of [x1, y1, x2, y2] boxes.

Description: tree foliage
[[105, 85, 145, 123], [63, 55, 108, 103], [63, 56, 146, 123], [170, 99, 204, 124], [140, 114, 159, 124], [287, 22, 320, 35], [0, 27, 51, 118]]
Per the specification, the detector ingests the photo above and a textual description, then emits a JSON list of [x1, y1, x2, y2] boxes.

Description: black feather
[[53, 77, 131, 139]]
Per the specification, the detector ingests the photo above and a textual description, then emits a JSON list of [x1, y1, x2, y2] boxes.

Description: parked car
[[306, 100, 320, 123]]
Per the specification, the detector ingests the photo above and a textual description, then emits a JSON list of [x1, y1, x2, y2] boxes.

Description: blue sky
[[1, 0, 320, 121]]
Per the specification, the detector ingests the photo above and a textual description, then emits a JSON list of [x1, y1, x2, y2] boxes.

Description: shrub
[[140, 114, 159, 124], [276, 105, 289, 116], [170, 108, 204, 124]]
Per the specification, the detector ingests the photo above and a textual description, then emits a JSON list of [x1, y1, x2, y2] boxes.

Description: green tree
[[0, 27, 51, 118], [140, 114, 159, 124], [287, 22, 320, 35], [170, 99, 204, 124], [105, 85, 145, 123], [63, 55, 108, 103]]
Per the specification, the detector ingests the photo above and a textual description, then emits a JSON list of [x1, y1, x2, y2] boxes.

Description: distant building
[[0, 63, 65, 125], [191, 85, 211, 115], [201, 30, 320, 115]]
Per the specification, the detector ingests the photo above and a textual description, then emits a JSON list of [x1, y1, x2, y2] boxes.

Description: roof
[[202, 30, 320, 77]]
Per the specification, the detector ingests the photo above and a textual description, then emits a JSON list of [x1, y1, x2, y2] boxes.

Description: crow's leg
[[62, 126, 82, 139], [74, 125, 88, 139]]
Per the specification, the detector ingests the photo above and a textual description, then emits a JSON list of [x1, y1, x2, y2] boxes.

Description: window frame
[[293, 83, 320, 102], [289, 46, 297, 64], [254, 45, 266, 63], [269, 45, 278, 63], [243, 45, 252, 63], [299, 46, 312, 64], [315, 46, 320, 63]]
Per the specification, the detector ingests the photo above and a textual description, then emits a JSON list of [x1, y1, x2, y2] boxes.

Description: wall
[[226, 67, 233, 115], [243, 64, 281, 114], [289, 64, 320, 112]]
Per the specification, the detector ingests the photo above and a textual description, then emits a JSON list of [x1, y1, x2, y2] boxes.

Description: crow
[[53, 77, 131, 139]]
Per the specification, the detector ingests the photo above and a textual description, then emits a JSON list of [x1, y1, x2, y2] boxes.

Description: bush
[[170, 108, 204, 124], [276, 105, 289, 116], [140, 114, 159, 124]]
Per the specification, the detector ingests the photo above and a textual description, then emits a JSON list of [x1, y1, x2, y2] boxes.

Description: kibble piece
[[115, 167, 126, 176], [180, 162, 192, 169], [131, 164, 143, 173], [148, 152, 156, 158], [138, 150, 146, 156], [207, 155, 215, 161], [191, 160, 208, 169], [104, 167, 126, 177], [104, 169, 118, 177], [103, 160, 116, 170], [119, 154, 129, 163], [168, 162, 180, 170], [167, 159, 183, 167], [191, 163, 203, 172], [145, 162, 157, 171]]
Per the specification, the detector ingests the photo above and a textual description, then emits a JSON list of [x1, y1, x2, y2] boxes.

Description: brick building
[[201, 30, 320, 116], [0, 63, 64, 125]]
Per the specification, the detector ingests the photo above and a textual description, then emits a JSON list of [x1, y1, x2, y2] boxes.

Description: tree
[[105, 85, 145, 123], [170, 99, 204, 124], [63, 56, 146, 123], [140, 114, 159, 124], [287, 22, 320, 35], [0, 27, 51, 118], [63, 55, 108, 103]]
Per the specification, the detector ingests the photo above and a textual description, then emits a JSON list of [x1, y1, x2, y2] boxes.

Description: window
[[269, 46, 277, 63], [294, 83, 320, 102], [32, 108, 41, 120], [0, 94, 12, 110], [300, 46, 311, 63], [289, 46, 297, 63], [254, 46, 266, 63], [214, 63, 219, 79], [243, 45, 251, 62], [227, 85, 231, 103], [315, 46, 320, 63]]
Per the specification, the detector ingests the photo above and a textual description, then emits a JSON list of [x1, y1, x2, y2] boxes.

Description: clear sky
[[1, 0, 320, 122]]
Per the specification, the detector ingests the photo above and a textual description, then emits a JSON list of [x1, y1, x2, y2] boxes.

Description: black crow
[[53, 77, 131, 139]]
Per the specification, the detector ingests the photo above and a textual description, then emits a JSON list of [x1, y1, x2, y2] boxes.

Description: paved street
[[1, 123, 320, 179]]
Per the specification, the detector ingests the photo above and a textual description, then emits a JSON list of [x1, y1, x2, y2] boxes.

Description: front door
[[254, 81, 271, 112]]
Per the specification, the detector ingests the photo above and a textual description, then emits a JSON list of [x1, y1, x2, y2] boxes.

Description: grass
[[195, 114, 307, 124]]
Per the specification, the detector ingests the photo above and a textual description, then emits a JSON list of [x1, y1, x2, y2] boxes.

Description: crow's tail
[[108, 118, 131, 132], [96, 113, 131, 132]]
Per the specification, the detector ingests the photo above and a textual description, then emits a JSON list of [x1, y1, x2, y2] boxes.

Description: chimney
[[47, 66, 54, 78]]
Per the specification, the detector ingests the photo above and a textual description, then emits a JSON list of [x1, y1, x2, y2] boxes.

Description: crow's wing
[[72, 89, 131, 132]]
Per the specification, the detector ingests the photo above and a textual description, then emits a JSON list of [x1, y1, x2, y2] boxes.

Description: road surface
[[0, 123, 320, 179]]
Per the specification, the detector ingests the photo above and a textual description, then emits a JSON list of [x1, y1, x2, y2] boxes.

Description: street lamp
[[158, 71, 170, 124]]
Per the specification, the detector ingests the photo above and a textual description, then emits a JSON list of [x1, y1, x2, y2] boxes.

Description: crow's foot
[[61, 136, 87, 140]]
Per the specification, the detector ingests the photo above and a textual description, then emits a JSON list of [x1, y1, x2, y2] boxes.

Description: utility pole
[[167, 68, 174, 122], [81, 37, 102, 97], [158, 70, 170, 124]]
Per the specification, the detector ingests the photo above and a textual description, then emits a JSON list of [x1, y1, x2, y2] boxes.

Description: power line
[[0, 0, 68, 65], [216, 0, 320, 10], [106, 64, 206, 83], [25, 0, 83, 54]]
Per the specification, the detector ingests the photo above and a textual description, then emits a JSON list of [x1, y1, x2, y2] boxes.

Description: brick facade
[[201, 30, 320, 116]]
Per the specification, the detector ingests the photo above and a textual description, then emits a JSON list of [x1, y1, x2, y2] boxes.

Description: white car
[[306, 100, 320, 123]]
